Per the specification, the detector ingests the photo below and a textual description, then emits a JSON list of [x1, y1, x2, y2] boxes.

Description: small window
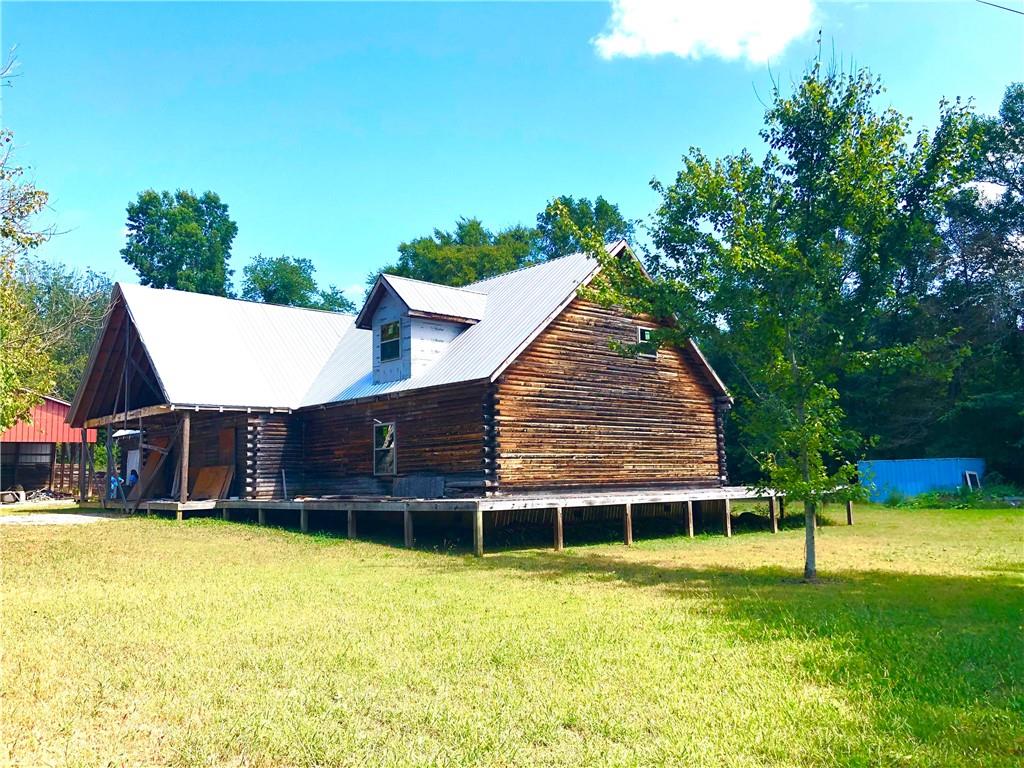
[[638, 327, 657, 358], [374, 422, 396, 475], [380, 321, 401, 362]]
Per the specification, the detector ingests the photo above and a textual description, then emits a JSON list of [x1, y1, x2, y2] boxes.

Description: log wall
[[299, 379, 490, 497], [493, 298, 723, 491], [246, 414, 303, 500]]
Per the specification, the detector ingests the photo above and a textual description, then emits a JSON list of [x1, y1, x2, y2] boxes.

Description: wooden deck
[[98, 485, 803, 555]]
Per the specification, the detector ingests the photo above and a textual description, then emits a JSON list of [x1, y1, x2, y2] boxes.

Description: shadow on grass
[[462, 547, 1023, 759]]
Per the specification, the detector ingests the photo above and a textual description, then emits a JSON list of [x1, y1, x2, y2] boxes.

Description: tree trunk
[[803, 498, 817, 581]]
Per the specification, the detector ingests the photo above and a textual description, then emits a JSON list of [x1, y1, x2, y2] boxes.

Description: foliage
[[884, 481, 1023, 510], [372, 217, 536, 288], [579, 60, 975, 579], [241, 254, 355, 313], [0, 129, 56, 430], [15, 258, 112, 400], [370, 196, 633, 289], [535, 195, 635, 261], [2, 506, 1021, 766], [121, 189, 238, 297]]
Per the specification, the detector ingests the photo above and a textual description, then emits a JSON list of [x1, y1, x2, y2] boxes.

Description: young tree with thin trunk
[[577, 59, 974, 580]]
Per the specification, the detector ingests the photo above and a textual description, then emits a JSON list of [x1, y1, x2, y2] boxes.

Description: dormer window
[[380, 321, 401, 362]]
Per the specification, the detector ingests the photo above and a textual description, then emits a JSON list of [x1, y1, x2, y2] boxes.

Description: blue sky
[[3, 1, 1022, 301]]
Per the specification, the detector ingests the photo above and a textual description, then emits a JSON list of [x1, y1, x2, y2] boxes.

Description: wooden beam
[[623, 503, 633, 546], [473, 502, 484, 557], [723, 498, 732, 538], [84, 404, 173, 429], [178, 411, 190, 506], [685, 500, 694, 538], [553, 506, 564, 551], [300, 507, 309, 533], [223, 507, 230, 522], [846, 500, 854, 526], [768, 496, 778, 534], [347, 507, 356, 539], [403, 505, 413, 548], [257, 505, 266, 526]]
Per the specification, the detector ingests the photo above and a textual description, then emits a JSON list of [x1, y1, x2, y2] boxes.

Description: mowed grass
[[1, 505, 1021, 767]]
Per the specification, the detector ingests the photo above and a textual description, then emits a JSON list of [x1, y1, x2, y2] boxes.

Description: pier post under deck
[[403, 505, 413, 548], [347, 507, 356, 539], [623, 503, 634, 546], [685, 500, 694, 538], [473, 503, 484, 557], [723, 498, 732, 538], [553, 506, 564, 551], [768, 496, 778, 534]]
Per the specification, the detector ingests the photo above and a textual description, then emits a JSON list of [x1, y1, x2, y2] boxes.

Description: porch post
[[78, 429, 87, 501], [178, 411, 191, 505]]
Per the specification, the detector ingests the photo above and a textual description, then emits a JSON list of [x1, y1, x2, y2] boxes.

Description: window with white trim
[[373, 422, 396, 475], [379, 321, 401, 362], [638, 327, 657, 358]]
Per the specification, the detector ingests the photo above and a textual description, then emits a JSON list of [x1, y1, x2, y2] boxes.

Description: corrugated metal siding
[[858, 458, 986, 502], [0, 397, 98, 443]]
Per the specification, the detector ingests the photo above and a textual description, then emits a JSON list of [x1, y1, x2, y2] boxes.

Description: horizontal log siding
[[300, 380, 489, 497], [246, 414, 303, 500], [494, 299, 722, 490]]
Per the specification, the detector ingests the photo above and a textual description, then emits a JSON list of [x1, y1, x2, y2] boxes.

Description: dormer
[[356, 274, 487, 384]]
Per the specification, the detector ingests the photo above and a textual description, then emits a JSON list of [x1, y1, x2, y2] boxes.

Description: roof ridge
[[381, 272, 487, 296], [464, 250, 591, 288], [117, 282, 357, 318]]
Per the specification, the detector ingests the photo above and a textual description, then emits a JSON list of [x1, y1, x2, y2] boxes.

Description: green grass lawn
[[2, 505, 1021, 767]]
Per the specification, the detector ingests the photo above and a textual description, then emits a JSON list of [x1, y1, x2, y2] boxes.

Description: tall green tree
[[535, 195, 635, 260], [121, 189, 238, 296], [583, 62, 973, 580], [0, 129, 56, 429], [241, 254, 355, 313], [373, 217, 535, 287]]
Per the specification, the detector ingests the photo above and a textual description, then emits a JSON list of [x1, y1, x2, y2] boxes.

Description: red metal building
[[0, 397, 97, 493]]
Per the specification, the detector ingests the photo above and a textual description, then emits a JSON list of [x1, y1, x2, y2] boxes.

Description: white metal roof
[[301, 250, 601, 405], [118, 283, 355, 410], [112, 241, 727, 411], [382, 274, 487, 322]]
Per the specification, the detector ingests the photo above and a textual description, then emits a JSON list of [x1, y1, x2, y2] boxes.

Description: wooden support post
[[623, 503, 634, 546], [222, 507, 230, 522], [778, 497, 785, 523], [846, 499, 854, 526], [403, 505, 413, 548], [553, 506, 564, 551], [300, 507, 309, 533], [178, 411, 191, 505], [473, 503, 484, 557], [768, 496, 778, 534], [257, 506, 266, 526], [685, 500, 694, 538], [723, 498, 732, 538], [78, 431, 87, 501], [176, 506, 183, 522], [347, 507, 356, 539]]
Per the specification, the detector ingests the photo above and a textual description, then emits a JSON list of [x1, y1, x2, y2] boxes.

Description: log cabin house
[[68, 242, 780, 551]]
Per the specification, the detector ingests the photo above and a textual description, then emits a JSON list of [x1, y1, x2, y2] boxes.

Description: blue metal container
[[857, 458, 986, 502]]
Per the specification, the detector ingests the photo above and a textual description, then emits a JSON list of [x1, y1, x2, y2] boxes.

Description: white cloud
[[593, 0, 817, 64]]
